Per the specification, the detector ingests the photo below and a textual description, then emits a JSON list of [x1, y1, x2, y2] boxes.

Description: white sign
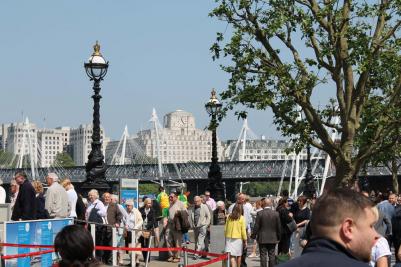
[[121, 178, 138, 188]]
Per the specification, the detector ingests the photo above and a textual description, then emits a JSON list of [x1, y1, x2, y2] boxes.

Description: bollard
[[112, 226, 117, 266], [183, 244, 188, 267], [90, 224, 96, 258], [145, 235, 153, 267], [131, 230, 136, 267], [226, 252, 231, 267]]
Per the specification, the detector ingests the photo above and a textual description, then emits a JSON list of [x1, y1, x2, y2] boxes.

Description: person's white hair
[[217, 200, 225, 207], [47, 172, 59, 181], [88, 189, 99, 199], [125, 199, 134, 206]]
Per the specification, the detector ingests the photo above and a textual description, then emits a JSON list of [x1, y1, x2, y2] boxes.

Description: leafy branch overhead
[[210, 0, 401, 186]]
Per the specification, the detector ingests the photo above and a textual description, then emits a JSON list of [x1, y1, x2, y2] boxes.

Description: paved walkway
[[117, 241, 261, 267]]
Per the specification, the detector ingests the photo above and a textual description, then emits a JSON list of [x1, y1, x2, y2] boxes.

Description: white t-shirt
[[369, 236, 391, 267], [66, 188, 78, 218]]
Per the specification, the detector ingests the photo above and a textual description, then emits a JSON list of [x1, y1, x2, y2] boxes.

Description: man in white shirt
[[0, 178, 6, 204], [45, 173, 70, 218], [125, 199, 143, 266], [86, 189, 107, 261], [61, 178, 78, 218], [9, 179, 19, 211]]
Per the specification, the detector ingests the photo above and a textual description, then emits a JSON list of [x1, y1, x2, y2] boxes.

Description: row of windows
[[44, 146, 60, 150]]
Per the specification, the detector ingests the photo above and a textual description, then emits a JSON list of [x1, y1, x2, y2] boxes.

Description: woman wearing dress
[[293, 195, 311, 257], [224, 204, 247, 267]]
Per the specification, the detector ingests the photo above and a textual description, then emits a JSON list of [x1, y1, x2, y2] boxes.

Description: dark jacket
[[139, 206, 157, 230], [277, 205, 293, 234], [251, 208, 281, 244], [105, 202, 122, 226], [278, 238, 369, 267], [11, 179, 36, 221], [35, 193, 49, 219]]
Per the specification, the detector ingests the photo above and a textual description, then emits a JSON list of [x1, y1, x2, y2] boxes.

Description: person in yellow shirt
[[225, 204, 247, 267], [156, 186, 169, 218]]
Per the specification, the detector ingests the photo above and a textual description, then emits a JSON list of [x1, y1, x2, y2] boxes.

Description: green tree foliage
[[242, 181, 289, 196], [0, 150, 18, 168], [139, 183, 159, 195], [210, 0, 401, 187], [52, 152, 75, 167]]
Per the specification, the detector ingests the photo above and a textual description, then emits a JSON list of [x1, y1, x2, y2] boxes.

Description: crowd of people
[[3, 170, 401, 267]]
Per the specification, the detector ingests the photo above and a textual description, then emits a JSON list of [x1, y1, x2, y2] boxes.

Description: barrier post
[[112, 226, 117, 266], [90, 224, 96, 257], [226, 252, 231, 267], [183, 244, 188, 267], [145, 235, 153, 267], [131, 230, 136, 267]]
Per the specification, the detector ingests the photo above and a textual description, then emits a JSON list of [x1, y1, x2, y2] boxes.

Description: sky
[[0, 1, 326, 141]]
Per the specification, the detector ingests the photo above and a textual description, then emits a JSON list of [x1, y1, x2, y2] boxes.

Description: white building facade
[[5, 121, 38, 166], [69, 124, 108, 166], [224, 138, 308, 161], [136, 110, 224, 163], [37, 128, 71, 167]]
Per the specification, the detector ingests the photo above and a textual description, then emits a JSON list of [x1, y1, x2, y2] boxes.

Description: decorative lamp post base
[[207, 164, 225, 201]]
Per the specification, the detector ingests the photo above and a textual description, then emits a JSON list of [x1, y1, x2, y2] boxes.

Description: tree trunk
[[332, 156, 356, 189], [391, 158, 399, 194]]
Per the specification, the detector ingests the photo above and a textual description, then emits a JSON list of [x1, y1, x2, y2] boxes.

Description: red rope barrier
[[186, 253, 228, 267], [0, 243, 53, 249], [182, 248, 222, 257], [0, 242, 229, 265], [1, 249, 54, 260], [94, 245, 182, 252]]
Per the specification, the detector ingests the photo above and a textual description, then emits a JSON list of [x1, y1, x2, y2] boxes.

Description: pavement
[[117, 241, 262, 267]]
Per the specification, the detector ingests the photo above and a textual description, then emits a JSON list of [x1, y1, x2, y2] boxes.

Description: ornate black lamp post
[[205, 89, 224, 201], [303, 143, 316, 198], [81, 41, 110, 192]]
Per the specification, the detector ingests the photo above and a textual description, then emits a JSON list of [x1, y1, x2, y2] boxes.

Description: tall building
[[37, 128, 70, 167], [224, 138, 308, 161], [1, 123, 10, 150], [69, 124, 107, 166], [136, 110, 223, 163], [6, 121, 38, 166]]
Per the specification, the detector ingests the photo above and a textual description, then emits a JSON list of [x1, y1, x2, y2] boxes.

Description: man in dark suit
[[251, 198, 281, 267], [102, 192, 123, 264], [11, 171, 36, 221]]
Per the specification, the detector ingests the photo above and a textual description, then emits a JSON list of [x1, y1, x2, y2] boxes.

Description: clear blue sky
[[0, 1, 293, 141]]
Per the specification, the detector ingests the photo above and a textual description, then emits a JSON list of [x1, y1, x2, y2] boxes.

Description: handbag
[[276, 253, 290, 264], [142, 230, 151, 239], [287, 219, 297, 233]]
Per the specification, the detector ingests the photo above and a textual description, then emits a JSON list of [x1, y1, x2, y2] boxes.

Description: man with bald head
[[278, 188, 379, 267], [251, 198, 281, 267], [189, 195, 211, 260]]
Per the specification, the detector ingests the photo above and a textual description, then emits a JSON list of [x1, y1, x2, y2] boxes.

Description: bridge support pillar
[[224, 181, 237, 202], [186, 181, 208, 200]]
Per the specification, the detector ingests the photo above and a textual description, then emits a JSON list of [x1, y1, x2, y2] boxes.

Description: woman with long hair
[[276, 197, 294, 255], [224, 204, 247, 267]]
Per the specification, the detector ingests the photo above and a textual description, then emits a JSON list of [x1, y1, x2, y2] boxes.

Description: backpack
[[179, 210, 191, 234]]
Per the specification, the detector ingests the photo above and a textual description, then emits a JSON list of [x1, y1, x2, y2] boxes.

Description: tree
[[52, 152, 75, 167], [210, 0, 401, 187], [0, 150, 18, 168]]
